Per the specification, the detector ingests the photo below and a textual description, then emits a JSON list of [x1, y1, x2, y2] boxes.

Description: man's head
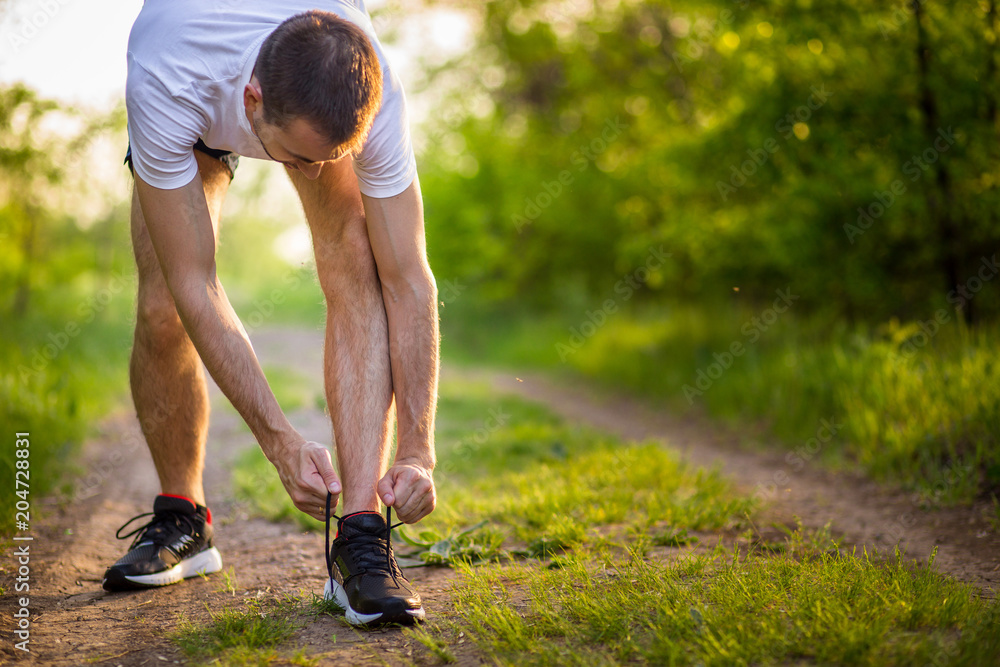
[[244, 11, 383, 177]]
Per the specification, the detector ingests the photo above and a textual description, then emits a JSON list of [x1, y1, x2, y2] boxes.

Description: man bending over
[[102, 0, 438, 627]]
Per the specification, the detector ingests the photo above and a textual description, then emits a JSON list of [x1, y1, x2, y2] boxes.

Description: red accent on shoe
[[159, 493, 197, 505], [336, 511, 381, 539], [158, 494, 211, 523]]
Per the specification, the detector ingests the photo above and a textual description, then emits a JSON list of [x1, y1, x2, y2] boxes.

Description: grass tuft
[[307, 591, 345, 618], [405, 625, 457, 663], [216, 567, 238, 596], [171, 599, 298, 666]]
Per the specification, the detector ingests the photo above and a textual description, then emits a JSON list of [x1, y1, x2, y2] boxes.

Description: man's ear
[[243, 77, 263, 116]]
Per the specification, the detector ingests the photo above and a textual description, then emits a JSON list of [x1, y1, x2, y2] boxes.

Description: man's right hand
[[270, 439, 342, 521]]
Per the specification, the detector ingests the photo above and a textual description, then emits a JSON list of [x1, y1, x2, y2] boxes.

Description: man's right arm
[[133, 171, 341, 520]]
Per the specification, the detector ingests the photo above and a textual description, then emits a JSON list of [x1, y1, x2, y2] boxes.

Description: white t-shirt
[[126, 0, 416, 198]]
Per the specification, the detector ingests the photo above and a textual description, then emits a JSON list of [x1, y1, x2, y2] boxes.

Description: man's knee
[[135, 291, 186, 344], [339, 216, 375, 263], [317, 215, 377, 290]]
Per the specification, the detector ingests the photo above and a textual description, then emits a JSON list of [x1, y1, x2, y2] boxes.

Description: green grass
[[232, 378, 753, 556], [422, 543, 1000, 666], [171, 591, 348, 666], [216, 567, 239, 596], [260, 365, 314, 413], [228, 367, 1000, 665], [232, 446, 324, 531], [171, 598, 300, 666], [424, 438, 750, 556], [441, 301, 1000, 505], [0, 291, 134, 538], [430, 380, 751, 546]]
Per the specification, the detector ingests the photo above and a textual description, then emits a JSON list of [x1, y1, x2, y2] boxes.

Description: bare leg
[[287, 160, 394, 515], [129, 152, 232, 506]]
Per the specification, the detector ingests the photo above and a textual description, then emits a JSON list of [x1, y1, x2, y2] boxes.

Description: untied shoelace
[[114, 510, 197, 549]]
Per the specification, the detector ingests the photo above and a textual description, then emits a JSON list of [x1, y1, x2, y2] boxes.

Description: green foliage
[[260, 365, 312, 412], [652, 526, 699, 548], [443, 300, 1000, 503], [431, 438, 752, 546], [396, 520, 507, 565], [0, 84, 127, 316], [421, 0, 1000, 321], [0, 85, 132, 537], [0, 309, 134, 536], [576, 309, 1000, 501]]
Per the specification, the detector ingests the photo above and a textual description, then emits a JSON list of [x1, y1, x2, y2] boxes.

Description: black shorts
[[124, 139, 240, 180]]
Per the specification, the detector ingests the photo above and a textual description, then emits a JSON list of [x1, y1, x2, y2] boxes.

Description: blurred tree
[[0, 84, 126, 318], [0, 85, 60, 316], [418, 0, 1000, 322]]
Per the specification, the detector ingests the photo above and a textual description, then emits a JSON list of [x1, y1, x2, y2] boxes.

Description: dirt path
[[4, 325, 997, 665], [450, 366, 1000, 595], [1, 327, 457, 667]]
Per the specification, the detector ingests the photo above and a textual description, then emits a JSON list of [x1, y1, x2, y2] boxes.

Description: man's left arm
[[364, 177, 439, 524]]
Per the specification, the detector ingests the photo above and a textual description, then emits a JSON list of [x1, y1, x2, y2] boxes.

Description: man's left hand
[[378, 459, 436, 523]]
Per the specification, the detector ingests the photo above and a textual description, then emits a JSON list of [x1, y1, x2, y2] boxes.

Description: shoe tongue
[[339, 511, 386, 539], [153, 494, 198, 515]]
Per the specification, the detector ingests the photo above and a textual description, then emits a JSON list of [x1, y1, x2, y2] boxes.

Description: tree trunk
[[914, 2, 968, 323], [988, 0, 999, 130]]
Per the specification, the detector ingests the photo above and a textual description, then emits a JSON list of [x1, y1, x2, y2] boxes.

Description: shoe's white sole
[[323, 578, 425, 626], [121, 547, 223, 587]]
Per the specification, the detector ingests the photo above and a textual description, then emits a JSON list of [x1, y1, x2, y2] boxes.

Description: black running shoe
[[324, 496, 424, 626], [102, 494, 222, 592]]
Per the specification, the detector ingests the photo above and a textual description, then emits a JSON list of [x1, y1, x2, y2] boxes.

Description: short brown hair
[[256, 11, 383, 153]]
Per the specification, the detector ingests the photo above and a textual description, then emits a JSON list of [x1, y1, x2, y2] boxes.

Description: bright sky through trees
[[0, 0, 472, 112]]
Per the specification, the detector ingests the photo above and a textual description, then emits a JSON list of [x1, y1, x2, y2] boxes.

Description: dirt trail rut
[[450, 366, 999, 595]]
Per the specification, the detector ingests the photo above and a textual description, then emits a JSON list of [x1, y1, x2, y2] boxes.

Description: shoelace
[[115, 510, 197, 550], [325, 492, 404, 589]]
